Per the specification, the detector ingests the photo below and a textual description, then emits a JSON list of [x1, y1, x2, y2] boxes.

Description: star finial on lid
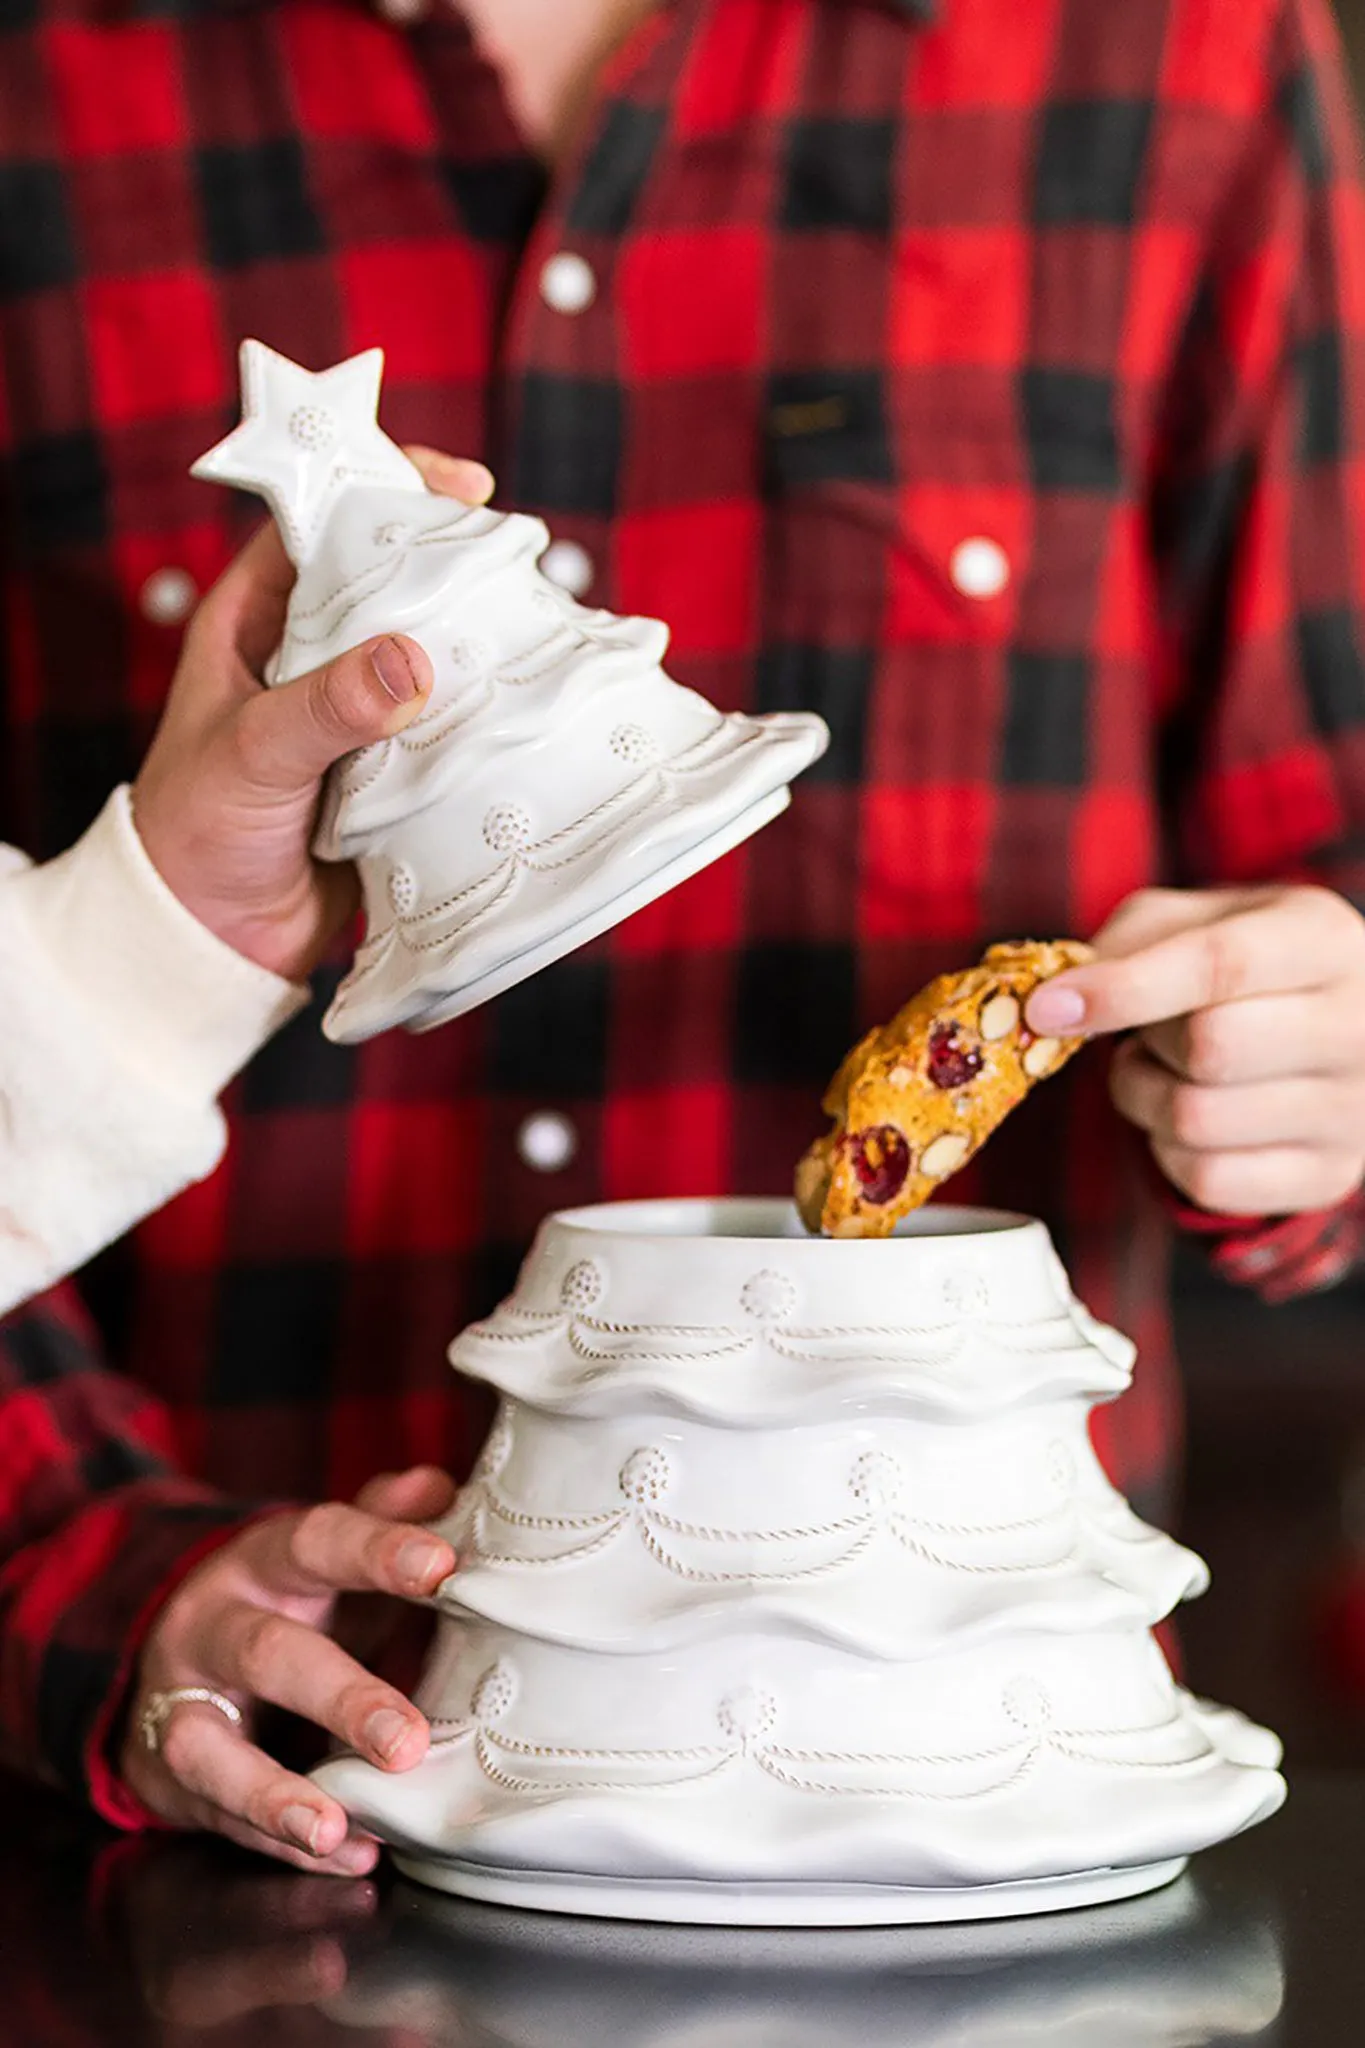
[[191, 340, 424, 563]]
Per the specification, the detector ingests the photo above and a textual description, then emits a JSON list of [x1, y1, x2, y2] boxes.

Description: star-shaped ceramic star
[[192, 340, 425, 563]]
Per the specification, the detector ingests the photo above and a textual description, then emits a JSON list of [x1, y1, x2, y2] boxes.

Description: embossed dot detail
[[717, 1688, 778, 1745], [620, 1446, 672, 1505], [740, 1269, 798, 1324], [609, 722, 659, 764], [373, 520, 410, 548], [482, 804, 532, 855], [1002, 1677, 1053, 1733], [288, 404, 336, 450], [850, 1450, 904, 1511], [449, 637, 493, 680], [942, 1265, 990, 1316], [388, 862, 418, 917], [471, 1661, 518, 1724], [560, 1260, 604, 1312]]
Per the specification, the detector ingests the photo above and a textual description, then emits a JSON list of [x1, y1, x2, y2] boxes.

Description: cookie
[[794, 939, 1094, 1238]]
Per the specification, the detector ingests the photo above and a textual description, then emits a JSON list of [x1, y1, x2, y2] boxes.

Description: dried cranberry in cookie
[[849, 1126, 912, 1205], [927, 1023, 983, 1091]]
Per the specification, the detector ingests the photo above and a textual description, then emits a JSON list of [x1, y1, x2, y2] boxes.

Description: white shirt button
[[516, 1110, 578, 1174], [540, 251, 598, 316], [139, 566, 198, 627], [540, 539, 595, 599], [949, 536, 1011, 600]]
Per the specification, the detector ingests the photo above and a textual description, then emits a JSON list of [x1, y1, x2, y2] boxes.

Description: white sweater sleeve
[[0, 787, 308, 1316]]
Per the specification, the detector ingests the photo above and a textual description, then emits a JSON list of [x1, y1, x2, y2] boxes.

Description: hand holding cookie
[[1027, 885, 1365, 1217]]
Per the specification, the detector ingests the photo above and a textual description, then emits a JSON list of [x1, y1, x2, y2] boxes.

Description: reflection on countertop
[[326, 1874, 1282, 2047], [18, 1765, 1365, 2046]]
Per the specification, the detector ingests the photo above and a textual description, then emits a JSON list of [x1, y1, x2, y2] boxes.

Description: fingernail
[[365, 1707, 416, 1761], [397, 1537, 450, 1586], [281, 1803, 325, 1855], [1027, 983, 1087, 1033], [337, 1837, 381, 1875], [370, 636, 421, 704]]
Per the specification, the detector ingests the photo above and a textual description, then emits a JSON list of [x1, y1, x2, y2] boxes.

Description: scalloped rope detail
[[393, 690, 493, 750], [469, 1307, 563, 1335], [755, 1745, 1043, 1804], [466, 1305, 1091, 1351], [496, 619, 587, 685], [333, 619, 605, 805], [474, 1736, 735, 1798], [459, 1468, 1083, 1583], [476, 1466, 1073, 1550], [340, 716, 772, 974], [566, 1325, 752, 1367], [635, 1518, 877, 1586], [469, 1517, 625, 1571], [344, 682, 495, 786], [454, 1306, 1133, 1402], [450, 1698, 1210, 1800], [885, 1517, 1076, 1578], [1049, 1740, 1215, 1772], [481, 1492, 624, 1536], [487, 1729, 727, 1766], [285, 512, 499, 628], [338, 745, 391, 799], [648, 1505, 868, 1545]]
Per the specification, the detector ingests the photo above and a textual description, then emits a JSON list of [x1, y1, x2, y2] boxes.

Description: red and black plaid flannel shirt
[[3, 0, 1365, 1825]]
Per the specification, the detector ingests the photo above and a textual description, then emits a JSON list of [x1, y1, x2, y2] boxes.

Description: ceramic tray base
[[389, 1850, 1189, 1927]]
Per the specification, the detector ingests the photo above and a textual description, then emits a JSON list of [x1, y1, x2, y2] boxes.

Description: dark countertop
[[0, 1767, 1361, 2046]]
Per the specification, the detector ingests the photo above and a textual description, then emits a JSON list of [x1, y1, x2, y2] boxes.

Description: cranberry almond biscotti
[[795, 939, 1095, 1239]]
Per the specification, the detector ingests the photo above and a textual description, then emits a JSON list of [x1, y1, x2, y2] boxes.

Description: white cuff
[[13, 786, 307, 1104], [0, 790, 308, 1314]]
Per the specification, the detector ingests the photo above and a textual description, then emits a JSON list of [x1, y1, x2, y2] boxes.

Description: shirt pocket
[[759, 377, 1116, 660], [755, 383, 1126, 948]]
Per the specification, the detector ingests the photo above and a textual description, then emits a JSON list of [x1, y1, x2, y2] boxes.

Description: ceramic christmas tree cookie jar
[[314, 1200, 1285, 1927], [192, 342, 829, 1041]]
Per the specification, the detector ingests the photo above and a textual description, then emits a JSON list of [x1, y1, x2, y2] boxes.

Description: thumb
[[233, 634, 432, 794]]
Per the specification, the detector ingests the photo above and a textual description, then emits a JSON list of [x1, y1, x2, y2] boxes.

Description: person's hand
[[132, 447, 494, 982], [120, 1466, 458, 1875], [1024, 885, 1365, 1216]]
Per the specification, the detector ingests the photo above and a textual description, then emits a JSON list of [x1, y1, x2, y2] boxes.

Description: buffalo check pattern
[[3, 0, 1365, 1821]]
